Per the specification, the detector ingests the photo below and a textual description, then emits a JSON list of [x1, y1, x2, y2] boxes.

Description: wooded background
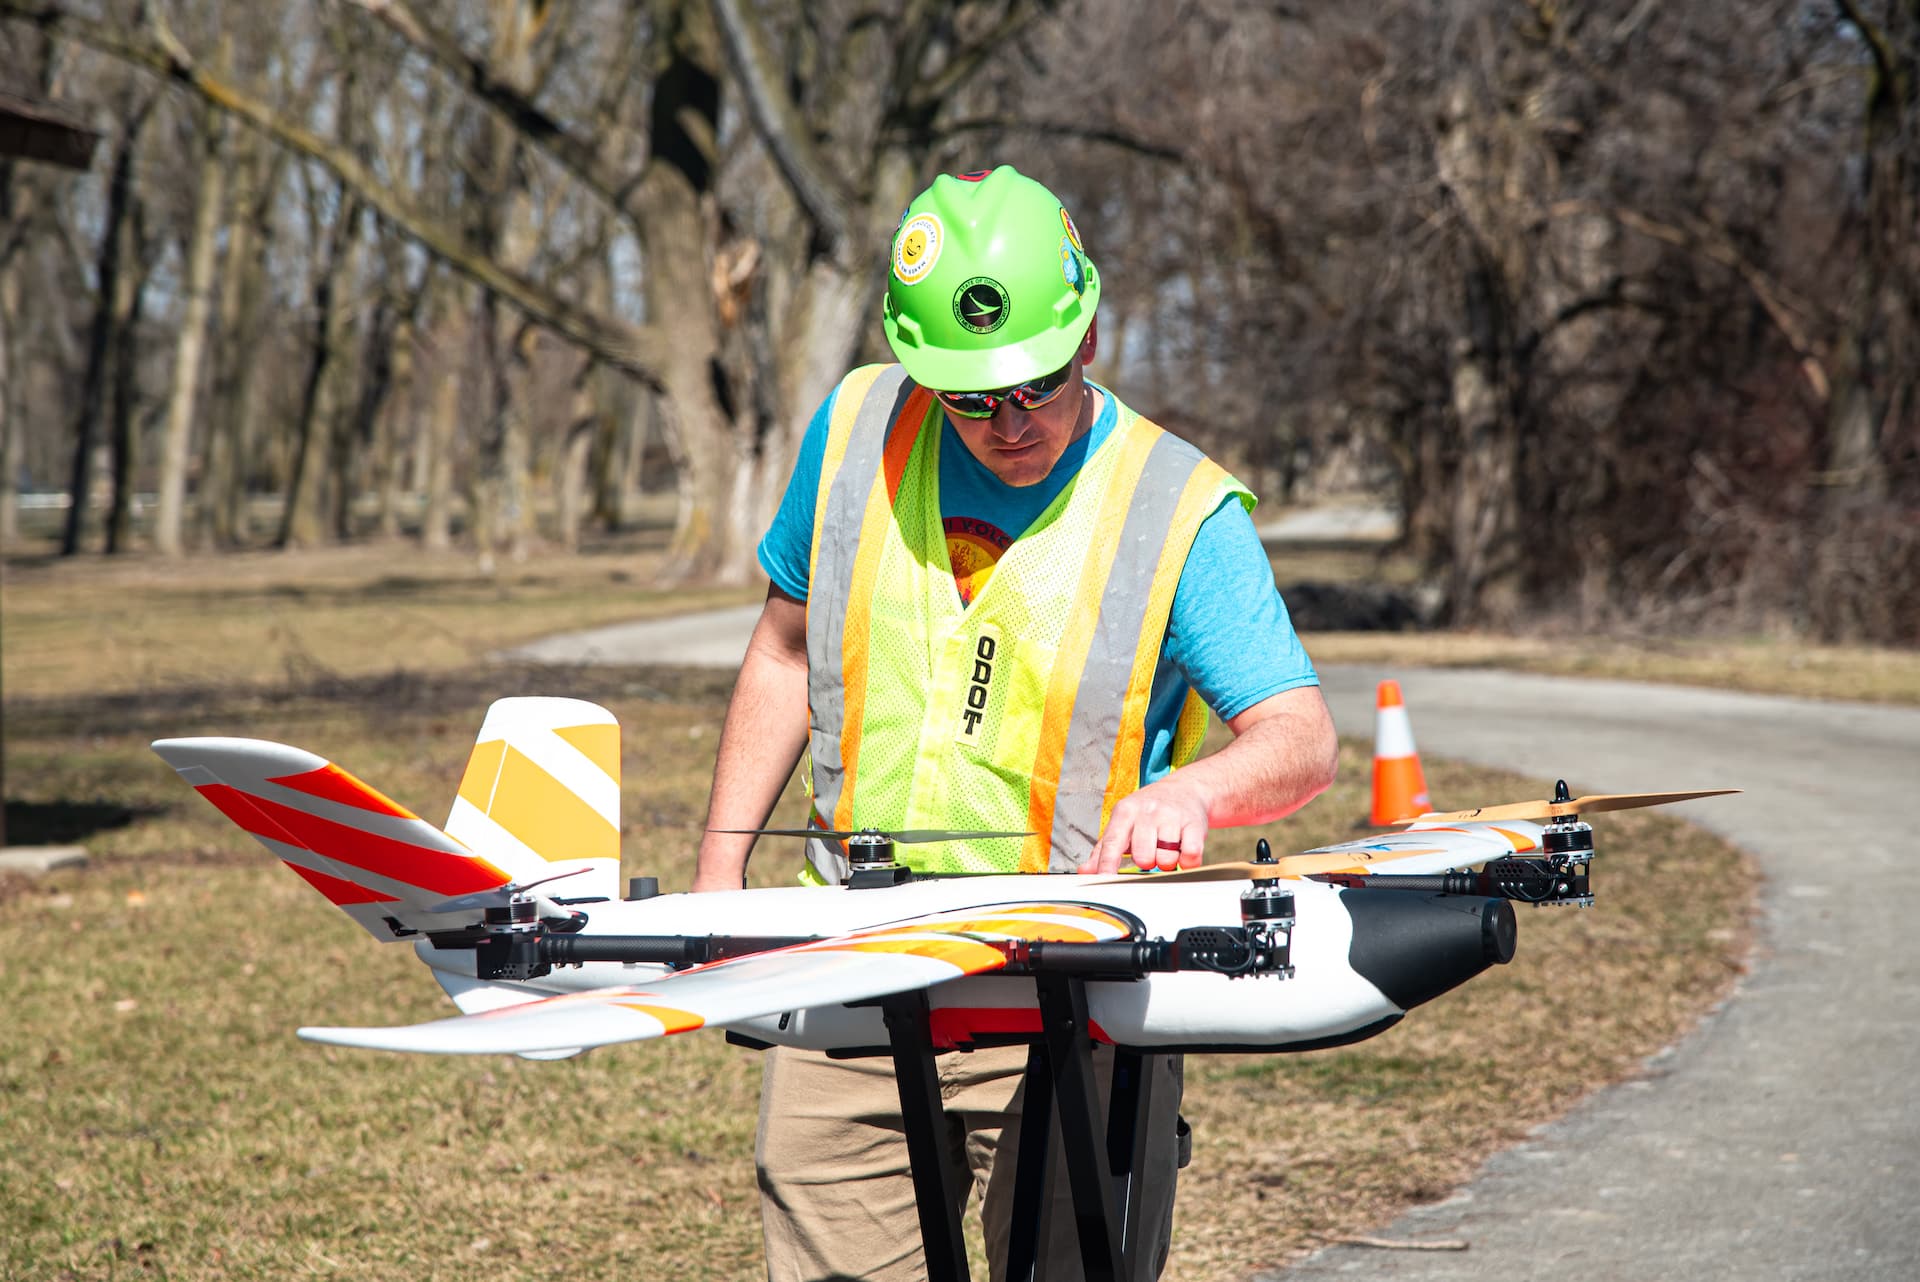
[[2, 0, 1915, 642]]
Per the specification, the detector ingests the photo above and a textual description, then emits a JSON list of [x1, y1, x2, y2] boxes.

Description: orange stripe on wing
[[608, 1002, 706, 1035], [920, 917, 1105, 942], [1490, 826, 1538, 852], [267, 764, 415, 817], [990, 903, 1134, 931], [282, 860, 399, 906], [813, 936, 1011, 972], [195, 783, 507, 896]]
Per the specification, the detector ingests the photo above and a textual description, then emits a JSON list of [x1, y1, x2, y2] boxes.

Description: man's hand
[[1084, 771, 1214, 873], [1076, 684, 1338, 876]]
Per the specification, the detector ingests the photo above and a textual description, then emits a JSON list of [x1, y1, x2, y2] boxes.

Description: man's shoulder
[[1106, 395, 1214, 468], [1109, 398, 1248, 503], [835, 362, 909, 400]]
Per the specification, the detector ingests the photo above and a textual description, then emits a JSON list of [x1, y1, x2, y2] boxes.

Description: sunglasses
[[933, 360, 1075, 419]]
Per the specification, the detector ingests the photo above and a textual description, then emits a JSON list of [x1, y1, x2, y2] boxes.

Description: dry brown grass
[[2, 537, 760, 701]]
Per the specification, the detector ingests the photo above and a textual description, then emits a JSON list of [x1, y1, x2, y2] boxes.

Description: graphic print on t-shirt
[[944, 516, 1014, 606]]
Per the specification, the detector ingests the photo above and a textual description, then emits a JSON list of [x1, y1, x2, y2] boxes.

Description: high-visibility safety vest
[[803, 365, 1252, 882]]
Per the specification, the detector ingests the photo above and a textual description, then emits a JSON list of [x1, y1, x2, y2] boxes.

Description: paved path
[[1288, 669, 1918, 1282], [514, 610, 1919, 1281]]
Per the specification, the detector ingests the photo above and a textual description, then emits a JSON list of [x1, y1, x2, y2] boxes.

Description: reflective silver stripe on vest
[[806, 366, 915, 880], [1048, 431, 1210, 869]]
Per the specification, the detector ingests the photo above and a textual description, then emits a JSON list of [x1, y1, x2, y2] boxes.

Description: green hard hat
[[882, 165, 1100, 392]]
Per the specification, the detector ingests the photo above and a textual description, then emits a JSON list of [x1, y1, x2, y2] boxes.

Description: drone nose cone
[[1342, 889, 1517, 1012]]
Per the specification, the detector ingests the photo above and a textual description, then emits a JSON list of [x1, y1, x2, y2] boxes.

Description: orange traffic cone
[[1370, 679, 1432, 825]]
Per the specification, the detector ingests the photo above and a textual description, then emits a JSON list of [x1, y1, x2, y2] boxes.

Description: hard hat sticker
[[953, 278, 1010, 334], [1060, 206, 1083, 252], [893, 213, 945, 285], [1060, 238, 1085, 296]]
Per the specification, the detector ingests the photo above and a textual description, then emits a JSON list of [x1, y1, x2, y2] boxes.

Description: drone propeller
[[427, 866, 593, 915], [710, 826, 1032, 843], [1403, 787, 1740, 825], [1093, 783, 1742, 885]]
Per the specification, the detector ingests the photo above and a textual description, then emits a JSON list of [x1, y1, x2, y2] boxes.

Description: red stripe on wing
[[194, 783, 506, 896], [266, 764, 414, 817], [283, 860, 400, 906]]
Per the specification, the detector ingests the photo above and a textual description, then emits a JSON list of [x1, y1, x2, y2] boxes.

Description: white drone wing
[[299, 901, 1136, 1056]]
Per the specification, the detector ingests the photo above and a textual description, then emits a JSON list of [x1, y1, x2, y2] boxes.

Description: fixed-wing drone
[[152, 695, 1734, 1060], [154, 694, 1734, 1280]]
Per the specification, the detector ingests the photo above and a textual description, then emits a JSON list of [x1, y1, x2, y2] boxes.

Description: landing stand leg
[[1106, 1048, 1157, 1273], [1035, 974, 1126, 1282], [883, 992, 970, 1282], [1004, 1043, 1056, 1282]]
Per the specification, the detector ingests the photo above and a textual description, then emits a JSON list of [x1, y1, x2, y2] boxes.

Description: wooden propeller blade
[[1090, 853, 1349, 884], [710, 827, 1031, 842], [1405, 789, 1741, 825]]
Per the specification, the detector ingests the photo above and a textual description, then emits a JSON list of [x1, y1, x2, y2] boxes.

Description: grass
[[2, 537, 761, 700], [2, 662, 1752, 1280]]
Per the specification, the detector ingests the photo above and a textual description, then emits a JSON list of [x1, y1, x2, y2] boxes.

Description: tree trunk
[[557, 385, 596, 552], [153, 108, 227, 557], [1823, 6, 1918, 513], [331, 288, 388, 542], [200, 123, 278, 548], [375, 314, 417, 539], [278, 195, 360, 549], [62, 108, 145, 557], [104, 208, 150, 556], [422, 364, 460, 550], [0, 265, 18, 547]]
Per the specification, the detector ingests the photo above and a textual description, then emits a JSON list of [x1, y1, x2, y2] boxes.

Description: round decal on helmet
[[954, 277, 1010, 334], [1060, 238, 1085, 296], [893, 213, 945, 285], [1059, 206, 1083, 252]]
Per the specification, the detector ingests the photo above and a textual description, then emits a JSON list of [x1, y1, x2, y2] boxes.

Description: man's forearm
[[1174, 700, 1338, 828], [691, 597, 811, 891]]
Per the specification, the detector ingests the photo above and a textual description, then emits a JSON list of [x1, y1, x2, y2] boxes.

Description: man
[[692, 166, 1337, 1281]]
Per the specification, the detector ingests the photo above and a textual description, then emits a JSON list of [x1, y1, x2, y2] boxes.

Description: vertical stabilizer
[[445, 697, 622, 905]]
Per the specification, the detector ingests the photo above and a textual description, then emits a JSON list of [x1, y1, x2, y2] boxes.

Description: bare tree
[[152, 94, 225, 555], [60, 91, 151, 556]]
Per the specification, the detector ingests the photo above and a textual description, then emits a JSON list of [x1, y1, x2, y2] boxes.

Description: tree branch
[[904, 1, 1046, 117], [342, 0, 651, 229], [932, 115, 1183, 162], [1554, 198, 1831, 402], [707, 0, 854, 249], [1, 0, 669, 386], [1835, 0, 1904, 112]]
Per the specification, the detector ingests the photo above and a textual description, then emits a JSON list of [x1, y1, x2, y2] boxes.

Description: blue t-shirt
[[759, 380, 1319, 783]]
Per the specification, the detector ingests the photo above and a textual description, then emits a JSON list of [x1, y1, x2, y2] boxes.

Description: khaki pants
[[756, 1042, 1184, 1282]]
